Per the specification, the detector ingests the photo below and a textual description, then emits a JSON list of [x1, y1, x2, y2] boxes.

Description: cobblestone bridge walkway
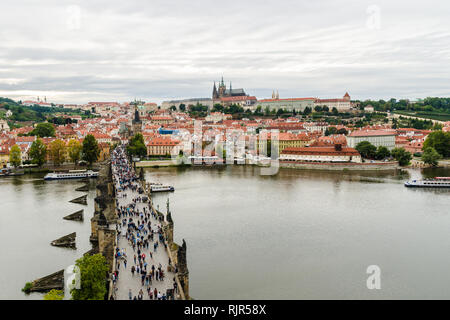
[[111, 146, 178, 300]]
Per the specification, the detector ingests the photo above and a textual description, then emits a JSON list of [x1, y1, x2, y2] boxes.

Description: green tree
[[49, 139, 67, 166], [375, 146, 391, 160], [127, 133, 147, 158], [212, 104, 224, 112], [44, 289, 64, 300], [30, 122, 55, 137], [421, 147, 442, 166], [9, 144, 21, 167], [392, 118, 398, 129], [254, 105, 263, 116], [303, 107, 312, 116], [68, 139, 82, 165], [423, 131, 450, 158], [336, 128, 348, 135], [391, 147, 412, 166], [325, 127, 337, 136], [355, 141, 377, 159], [71, 254, 109, 300], [82, 134, 100, 166], [29, 138, 47, 167]]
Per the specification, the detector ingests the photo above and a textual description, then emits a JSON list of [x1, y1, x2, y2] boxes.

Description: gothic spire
[[213, 81, 218, 99]]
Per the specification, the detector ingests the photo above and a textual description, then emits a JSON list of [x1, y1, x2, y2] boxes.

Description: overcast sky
[[0, 0, 449, 104]]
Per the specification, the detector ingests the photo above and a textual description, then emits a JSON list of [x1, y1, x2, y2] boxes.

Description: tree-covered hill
[[0, 97, 92, 125]]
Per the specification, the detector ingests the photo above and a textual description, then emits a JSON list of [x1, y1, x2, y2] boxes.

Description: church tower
[[213, 82, 219, 99], [131, 100, 142, 136], [218, 76, 226, 97]]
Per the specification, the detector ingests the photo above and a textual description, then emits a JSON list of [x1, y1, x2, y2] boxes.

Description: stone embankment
[[279, 161, 399, 171]]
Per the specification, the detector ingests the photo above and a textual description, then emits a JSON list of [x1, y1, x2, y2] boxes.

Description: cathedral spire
[[213, 81, 218, 99]]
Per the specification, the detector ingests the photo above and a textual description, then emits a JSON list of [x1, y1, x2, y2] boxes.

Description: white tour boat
[[44, 170, 99, 181], [150, 184, 175, 192], [404, 177, 450, 188]]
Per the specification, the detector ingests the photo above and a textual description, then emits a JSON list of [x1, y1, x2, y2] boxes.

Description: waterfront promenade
[[111, 146, 177, 300]]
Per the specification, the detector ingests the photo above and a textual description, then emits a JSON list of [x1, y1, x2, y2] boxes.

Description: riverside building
[[280, 145, 362, 163], [346, 129, 397, 150]]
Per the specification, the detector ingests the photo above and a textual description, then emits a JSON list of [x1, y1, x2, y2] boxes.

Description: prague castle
[[212, 77, 247, 99], [212, 77, 257, 108]]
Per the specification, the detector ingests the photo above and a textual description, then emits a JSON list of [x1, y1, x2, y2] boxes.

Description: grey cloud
[[0, 0, 449, 103]]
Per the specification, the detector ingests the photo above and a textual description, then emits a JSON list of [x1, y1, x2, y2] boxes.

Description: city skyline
[[1, 0, 450, 104]]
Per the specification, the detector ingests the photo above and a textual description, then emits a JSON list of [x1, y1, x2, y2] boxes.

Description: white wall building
[[280, 146, 362, 163], [0, 120, 10, 132], [346, 130, 397, 150]]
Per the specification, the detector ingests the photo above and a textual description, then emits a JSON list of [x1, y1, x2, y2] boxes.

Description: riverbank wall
[[136, 159, 400, 172], [279, 161, 399, 171], [136, 160, 178, 168]]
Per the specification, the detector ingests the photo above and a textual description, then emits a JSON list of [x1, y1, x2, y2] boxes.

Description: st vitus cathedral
[[212, 77, 247, 100]]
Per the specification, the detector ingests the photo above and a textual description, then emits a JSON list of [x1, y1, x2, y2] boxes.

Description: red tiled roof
[[220, 96, 257, 102], [282, 146, 360, 156], [15, 136, 36, 143], [349, 129, 397, 137], [146, 137, 180, 146], [259, 97, 316, 103]]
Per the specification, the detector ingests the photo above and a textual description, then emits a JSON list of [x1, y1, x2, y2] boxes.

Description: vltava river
[[0, 174, 95, 299], [147, 166, 450, 299], [1, 167, 449, 299]]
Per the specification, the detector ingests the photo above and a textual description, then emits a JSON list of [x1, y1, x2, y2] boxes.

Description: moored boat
[[44, 170, 99, 181], [0, 168, 25, 176], [150, 184, 175, 192], [405, 177, 450, 188]]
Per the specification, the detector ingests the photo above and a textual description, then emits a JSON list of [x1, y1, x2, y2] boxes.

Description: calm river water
[[147, 166, 450, 299], [1, 167, 449, 299], [0, 174, 96, 300]]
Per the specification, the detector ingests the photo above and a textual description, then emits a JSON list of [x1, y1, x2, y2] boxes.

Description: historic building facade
[[257, 97, 316, 112], [314, 92, 353, 111], [346, 129, 397, 150], [280, 145, 362, 163]]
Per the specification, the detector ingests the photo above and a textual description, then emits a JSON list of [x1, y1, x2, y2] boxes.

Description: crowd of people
[[110, 146, 179, 300]]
